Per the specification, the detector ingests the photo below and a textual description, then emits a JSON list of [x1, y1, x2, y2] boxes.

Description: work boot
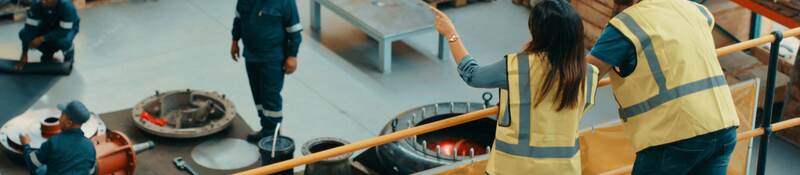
[[247, 130, 278, 143], [246, 130, 264, 143], [40, 54, 57, 63]]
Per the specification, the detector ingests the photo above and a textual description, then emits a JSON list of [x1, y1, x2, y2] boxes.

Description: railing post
[[755, 31, 783, 175]]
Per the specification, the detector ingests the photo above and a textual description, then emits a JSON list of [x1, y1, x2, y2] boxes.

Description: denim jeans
[[632, 127, 738, 175]]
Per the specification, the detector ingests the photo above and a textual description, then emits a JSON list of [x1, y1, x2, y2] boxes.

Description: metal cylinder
[[301, 137, 352, 175], [259, 136, 295, 175], [40, 117, 61, 138], [93, 130, 153, 175]]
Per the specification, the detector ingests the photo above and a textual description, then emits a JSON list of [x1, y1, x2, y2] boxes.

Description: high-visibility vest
[[607, 0, 739, 152], [486, 53, 599, 175]]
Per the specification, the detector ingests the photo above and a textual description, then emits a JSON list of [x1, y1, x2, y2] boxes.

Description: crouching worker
[[19, 101, 96, 175], [16, 0, 80, 71]]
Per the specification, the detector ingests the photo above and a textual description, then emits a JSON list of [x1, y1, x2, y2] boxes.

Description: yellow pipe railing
[[238, 27, 800, 175], [236, 107, 498, 175]]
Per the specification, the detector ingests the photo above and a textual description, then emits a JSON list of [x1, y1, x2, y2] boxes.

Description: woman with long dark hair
[[430, 0, 598, 174]]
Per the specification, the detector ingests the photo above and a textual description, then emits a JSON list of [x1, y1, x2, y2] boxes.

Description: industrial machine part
[[375, 100, 497, 174], [131, 89, 237, 138], [190, 138, 259, 170], [1, 108, 106, 159], [0, 60, 73, 75], [259, 136, 295, 175], [39, 116, 61, 138], [93, 130, 154, 175], [301, 137, 353, 175], [173, 157, 200, 175]]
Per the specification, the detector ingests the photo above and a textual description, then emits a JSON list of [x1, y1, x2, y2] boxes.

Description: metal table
[[311, 0, 449, 74]]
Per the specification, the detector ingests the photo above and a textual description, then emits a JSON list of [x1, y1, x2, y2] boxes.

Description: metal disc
[[1, 108, 106, 155], [191, 138, 259, 170]]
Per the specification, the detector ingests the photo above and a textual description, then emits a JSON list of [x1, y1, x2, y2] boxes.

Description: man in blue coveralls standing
[[16, 0, 80, 71], [230, 0, 303, 142]]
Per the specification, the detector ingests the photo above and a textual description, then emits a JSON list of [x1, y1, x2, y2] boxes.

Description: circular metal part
[[191, 138, 259, 170], [40, 116, 62, 138], [94, 130, 139, 175], [131, 89, 237, 138], [376, 102, 496, 174], [1, 108, 106, 156], [302, 137, 352, 175]]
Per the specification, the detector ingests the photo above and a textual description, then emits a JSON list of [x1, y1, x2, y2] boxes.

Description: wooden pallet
[[0, 4, 27, 22], [428, 0, 491, 8], [72, 0, 127, 10]]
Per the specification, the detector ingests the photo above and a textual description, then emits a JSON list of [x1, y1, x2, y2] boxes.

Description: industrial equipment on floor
[[1, 108, 106, 159], [302, 137, 353, 175], [132, 89, 237, 138], [374, 99, 496, 174], [0, 108, 155, 174]]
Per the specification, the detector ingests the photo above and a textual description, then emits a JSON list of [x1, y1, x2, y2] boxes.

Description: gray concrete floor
[[0, 0, 796, 174]]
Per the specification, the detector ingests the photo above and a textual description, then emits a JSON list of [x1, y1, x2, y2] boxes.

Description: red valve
[[139, 112, 168, 126]]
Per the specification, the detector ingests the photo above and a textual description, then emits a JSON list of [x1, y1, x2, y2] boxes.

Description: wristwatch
[[448, 34, 459, 43]]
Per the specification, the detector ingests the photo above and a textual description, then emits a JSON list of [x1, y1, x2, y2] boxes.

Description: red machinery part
[[92, 130, 154, 175], [40, 117, 61, 138], [139, 111, 167, 126]]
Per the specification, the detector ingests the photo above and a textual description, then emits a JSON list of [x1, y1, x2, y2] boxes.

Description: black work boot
[[246, 130, 264, 143], [247, 129, 279, 143]]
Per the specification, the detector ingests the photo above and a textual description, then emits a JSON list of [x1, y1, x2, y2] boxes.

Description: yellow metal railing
[[237, 27, 800, 175]]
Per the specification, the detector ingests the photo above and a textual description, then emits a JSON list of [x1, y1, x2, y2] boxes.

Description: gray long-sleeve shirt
[[457, 55, 508, 89]]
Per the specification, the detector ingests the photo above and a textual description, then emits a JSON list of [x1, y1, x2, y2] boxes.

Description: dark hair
[[525, 0, 586, 111]]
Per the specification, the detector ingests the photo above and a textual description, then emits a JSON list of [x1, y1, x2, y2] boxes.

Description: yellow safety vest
[[607, 0, 739, 152], [486, 53, 599, 175]]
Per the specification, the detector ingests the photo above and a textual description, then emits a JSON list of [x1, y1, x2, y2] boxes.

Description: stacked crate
[[570, 0, 614, 49], [428, 0, 491, 8], [72, 0, 127, 10]]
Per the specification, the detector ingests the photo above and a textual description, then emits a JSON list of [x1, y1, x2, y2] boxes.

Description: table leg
[[378, 40, 392, 74], [438, 33, 450, 60], [310, 0, 321, 33]]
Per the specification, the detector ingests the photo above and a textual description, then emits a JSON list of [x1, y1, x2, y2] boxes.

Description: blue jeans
[[244, 60, 285, 135], [632, 127, 738, 175]]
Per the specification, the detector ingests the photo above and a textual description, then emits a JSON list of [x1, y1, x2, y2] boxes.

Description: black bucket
[[258, 135, 295, 175]]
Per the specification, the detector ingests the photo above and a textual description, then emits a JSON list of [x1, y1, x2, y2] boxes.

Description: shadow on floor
[[0, 73, 61, 125]]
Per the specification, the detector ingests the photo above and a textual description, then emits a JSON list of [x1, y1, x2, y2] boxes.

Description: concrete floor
[[0, 0, 796, 174]]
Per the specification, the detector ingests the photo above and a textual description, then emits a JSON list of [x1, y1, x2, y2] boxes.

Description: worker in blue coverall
[[230, 0, 303, 142], [19, 101, 97, 175], [16, 0, 80, 71]]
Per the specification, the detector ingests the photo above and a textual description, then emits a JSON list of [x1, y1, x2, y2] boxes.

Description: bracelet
[[448, 34, 459, 43]]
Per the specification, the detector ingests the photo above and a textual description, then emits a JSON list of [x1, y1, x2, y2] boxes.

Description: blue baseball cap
[[57, 101, 91, 124]]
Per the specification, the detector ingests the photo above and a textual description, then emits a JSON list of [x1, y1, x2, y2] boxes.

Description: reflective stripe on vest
[[615, 12, 728, 121], [495, 139, 580, 158], [494, 53, 580, 158], [585, 65, 595, 110]]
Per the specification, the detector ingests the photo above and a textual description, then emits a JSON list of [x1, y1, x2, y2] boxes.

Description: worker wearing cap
[[230, 0, 302, 142], [586, 0, 739, 174], [19, 101, 97, 175], [16, 0, 80, 71]]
